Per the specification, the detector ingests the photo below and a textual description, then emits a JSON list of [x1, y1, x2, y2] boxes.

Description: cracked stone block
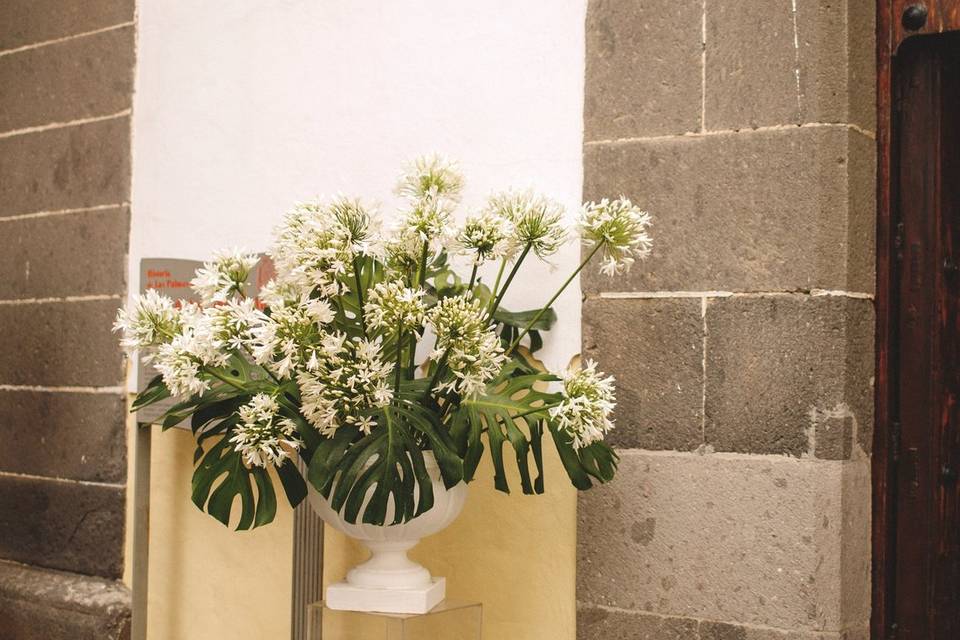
[[582, 127, 875, 294], [585, 0, 703, 140], [0, 117, 130, 218], [0, 474, 125, 578], [577, 451, 852, 631], [0, 390, 127, 482], [0, 206, 129, 299], [704, 296, 874, 457], [0, 298, 125, 387], [577, 605, 698, 640], [0, 27, 134, 133], [0, 0, 133, 51], [0, 559, 130, 640], [582, 297, 704, 451]]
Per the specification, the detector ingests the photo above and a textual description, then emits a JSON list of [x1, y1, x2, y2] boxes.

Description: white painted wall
[[131, 2, 586, 639]]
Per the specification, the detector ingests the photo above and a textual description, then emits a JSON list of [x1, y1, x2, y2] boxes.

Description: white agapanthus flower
[[364, 280, 426, 334], [151, 305, 226, 397], [249, 297, 334, 379], [579, 197, 653, 275], [396, 154, 464, 205], [229, 393, 302, 468], [297, 335, 393, 436], [205, 298, 267, 352], [190, 247, 260, 304], [549, 359, 616, 450], [487, 190, 568, 259], [427, 295, 507, 397], [456, 211, 515, 264], [113, 288, 182, 356]]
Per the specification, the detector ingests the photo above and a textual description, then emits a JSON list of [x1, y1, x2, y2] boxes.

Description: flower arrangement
[[116, 156, 652, 529]]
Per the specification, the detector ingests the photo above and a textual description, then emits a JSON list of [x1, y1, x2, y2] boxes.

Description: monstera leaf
[[547, 421, 619, 490], [451, 369, 560, 494], [307, 398, 464, 526]]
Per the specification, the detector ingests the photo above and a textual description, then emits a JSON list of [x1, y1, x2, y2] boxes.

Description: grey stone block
[[705, 0, 800, 129], [704, 0, 875, 131], [582, 297, 703, 451], [0, 390, 127, 482], [0, 117, 130, 218], [577, 450, 851, 631], [582, 127, 874, 294], [704, 296, 873, 457], [577, 605, 698, 640], [0, 475, 125, 578], [0, 559, 130, 640], [0, 0, 133, 51], [0, 298, 125, 387], [0, 27, 134, 133], [585, 0, 703, 140], [0, 206, 129, 299]]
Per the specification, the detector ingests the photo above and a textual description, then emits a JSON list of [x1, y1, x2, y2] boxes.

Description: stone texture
[[577, 451, 847, 631], [705, 0, 800, 129], [582, 128, 874, 294], [0, 207, 129, 299], [0, 475, 125, 578], [0, 117, 130, 218], [582, 298, 704, 451], [705, 0, 875, 131], [0, 27, 134, 133], [0, 390, 126, 482], [0, 0, 133, 51], [0, 298, 124, 387], [577, 605, 698, 639], [0, 559, 130, 640], [585, 0, 703, 140], [704, 296, 873, 457]]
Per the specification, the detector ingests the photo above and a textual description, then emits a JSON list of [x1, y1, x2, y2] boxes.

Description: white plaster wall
[[130, 2, 587, 639]]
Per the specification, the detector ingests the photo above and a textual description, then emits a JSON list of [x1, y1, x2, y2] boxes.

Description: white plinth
[[325, 578, 446, 615]]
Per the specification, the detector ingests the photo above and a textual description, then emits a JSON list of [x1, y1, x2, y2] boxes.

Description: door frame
[[874, 2, 960, 638]]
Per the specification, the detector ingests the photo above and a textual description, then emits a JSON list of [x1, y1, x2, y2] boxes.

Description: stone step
[[0, 559, 131, 640]]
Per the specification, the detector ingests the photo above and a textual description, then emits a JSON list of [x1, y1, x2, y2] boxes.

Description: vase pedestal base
[[326, 577, 445, 615], [308, 598, 482, 640]]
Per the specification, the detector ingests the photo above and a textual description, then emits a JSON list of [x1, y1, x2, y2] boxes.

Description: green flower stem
[[408, 241, 430, 376], [467, 263, 478, 290], [486, 258, 508, 314], [395, 325, 404, 393], [423, 349, 450, 400], [353, 256, 368, 338], [505, 241, 604, 356], [486, 243, 532, 323]]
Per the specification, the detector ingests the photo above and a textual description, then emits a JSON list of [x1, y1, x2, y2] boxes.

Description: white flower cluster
[[229, 393, 302, 468], [457, 211, 515, 265], [364, 280, 426, 334], [113, 288, 182, 356], [249, 297, 335, 379], [392, 155, 465, 259], [191, 248, 260, 304], [427, 295, 507, 397], [152, 304, 229, 397], [297, 335, 394, 436], [486, 190, 568, 259], [579, 197, 653, 276], [549, 360, 617, 450]]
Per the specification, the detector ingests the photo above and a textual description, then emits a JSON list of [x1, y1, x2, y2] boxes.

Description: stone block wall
[[0, 1, 135, 637], [578, 1, 875, 638]]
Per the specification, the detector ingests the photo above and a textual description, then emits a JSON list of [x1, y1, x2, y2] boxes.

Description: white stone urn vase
[[308, 452, 468, 614]]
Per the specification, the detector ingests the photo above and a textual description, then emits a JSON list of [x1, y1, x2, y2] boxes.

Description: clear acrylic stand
[[308, 599, 482, 640]]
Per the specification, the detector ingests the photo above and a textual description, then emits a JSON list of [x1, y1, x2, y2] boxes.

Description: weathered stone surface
[[705, 0, 875, 131], [704, 296, 874, 457], [705, 0, 799, 129], [582, 298, 703, 451], [0, 207, 128, 299], [699, 620, 844, 639], [577, 451, 850, 631], [0, 298, 124, 387], [577, 605, 698, 639], [0, 559, 130, 640], [585, 0, 703, 140], [0, 117, 130, 218], [582, 128, 874, 294], [0, 27, 134, 133], [0, 390, 126, 482], [0, 0, 133, 51], [0, 475, 125, 578]]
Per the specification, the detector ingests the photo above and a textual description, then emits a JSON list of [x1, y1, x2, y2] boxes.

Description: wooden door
[[876, 7, 960, 637]]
